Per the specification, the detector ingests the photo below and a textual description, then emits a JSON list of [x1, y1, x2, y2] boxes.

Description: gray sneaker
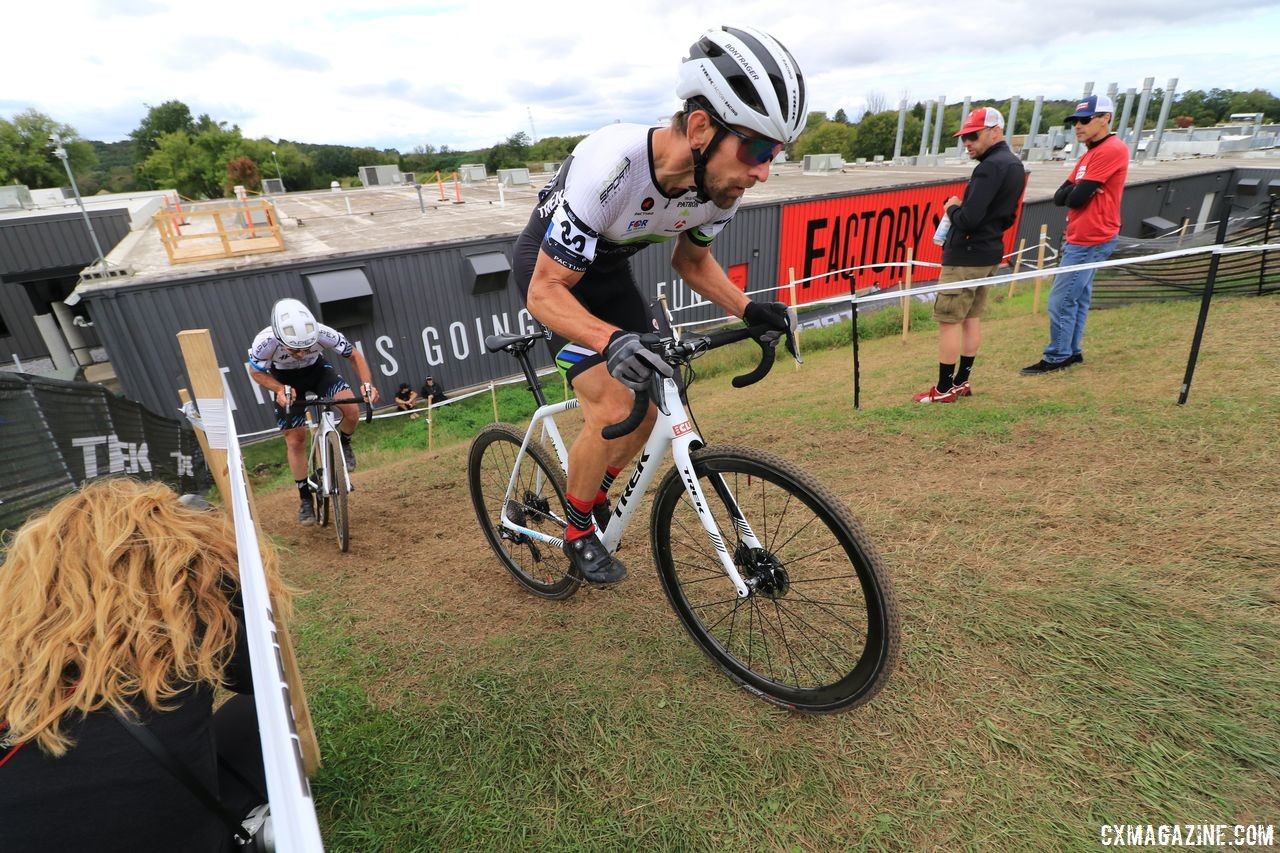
[[563, 530, 627, 586], [341, 437, 357, 471], [298, 500, 317, 526]]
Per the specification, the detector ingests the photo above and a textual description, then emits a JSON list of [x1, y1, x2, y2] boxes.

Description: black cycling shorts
[[513, 229, 652, 383], [268, 361, 351, 430]]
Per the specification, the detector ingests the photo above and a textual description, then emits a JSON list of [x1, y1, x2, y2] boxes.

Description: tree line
[[2, 89, 1276, 200], [0, 100, 585, 200]]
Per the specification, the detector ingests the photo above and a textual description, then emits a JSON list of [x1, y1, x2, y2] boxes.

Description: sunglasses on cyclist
[[707, 112, 784, 166], [1067, 114, 1102, 127]]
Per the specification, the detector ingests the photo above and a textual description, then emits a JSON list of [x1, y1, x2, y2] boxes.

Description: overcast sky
[[6, 0, 1279, 152]]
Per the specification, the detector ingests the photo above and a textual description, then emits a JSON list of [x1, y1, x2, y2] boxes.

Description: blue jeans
[[1044, 237, 1118, 363]]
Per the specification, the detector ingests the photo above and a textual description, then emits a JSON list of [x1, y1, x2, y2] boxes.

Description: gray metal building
[[53, 158, 1280, 435]]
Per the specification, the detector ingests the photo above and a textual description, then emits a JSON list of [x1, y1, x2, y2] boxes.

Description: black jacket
[[942, 140, 1025, 266]]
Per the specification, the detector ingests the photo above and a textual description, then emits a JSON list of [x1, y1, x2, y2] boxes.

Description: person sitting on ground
[[394, 382, 418, 411], [419, 375, 448, 404], [0, 477, 294, 852]]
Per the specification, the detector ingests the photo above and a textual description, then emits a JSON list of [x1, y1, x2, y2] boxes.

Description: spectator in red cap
[[914, 107, 1025, 403], [1021, 94, 1128, 375]]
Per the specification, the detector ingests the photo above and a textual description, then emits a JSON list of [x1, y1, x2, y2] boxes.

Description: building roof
[[71, 152, 1277, 300]]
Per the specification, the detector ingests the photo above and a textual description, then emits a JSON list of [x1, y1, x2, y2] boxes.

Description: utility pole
[[50, 134, 108, 275]]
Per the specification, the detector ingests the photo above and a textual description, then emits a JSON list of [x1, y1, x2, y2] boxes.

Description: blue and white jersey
[[534, 123, 739, 273], [248, 323, 353, 372]]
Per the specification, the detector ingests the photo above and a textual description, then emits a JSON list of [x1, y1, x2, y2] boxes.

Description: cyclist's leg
[[270, 367, 311, 480], [315, 363, 359, 433], [566, 362, 655, 500]]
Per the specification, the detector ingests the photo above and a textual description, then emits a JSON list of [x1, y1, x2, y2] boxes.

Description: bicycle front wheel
[[312, 435, 330, 527], [651, 445, 899, 713], [467, 423, 578, 599], [326, 429, 349, 552]]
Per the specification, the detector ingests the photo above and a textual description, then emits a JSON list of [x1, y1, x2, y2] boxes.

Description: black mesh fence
[[1094, 198, 1280, 302], [0, 373, 208, 534]]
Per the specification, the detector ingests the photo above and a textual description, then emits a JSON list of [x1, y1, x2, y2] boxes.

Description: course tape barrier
[[219, 399, 326, 853]]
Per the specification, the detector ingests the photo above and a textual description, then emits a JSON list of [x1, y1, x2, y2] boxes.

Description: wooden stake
[[901, 248, 914, 342], [426, 395, 434, 451], [1009, 238, 1027, 298], [1032, 225, 1048, 315], [490, 382, 499, 422], [176, 330, 321, 777], [787, 266, 801, 369]]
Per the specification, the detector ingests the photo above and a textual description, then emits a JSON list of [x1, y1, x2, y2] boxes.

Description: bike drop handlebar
[[286, 393, 375, 423], [601, 324, 785, 441]]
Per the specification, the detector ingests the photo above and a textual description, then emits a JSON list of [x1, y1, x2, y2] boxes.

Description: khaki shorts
[[933, 263, 999, 324]]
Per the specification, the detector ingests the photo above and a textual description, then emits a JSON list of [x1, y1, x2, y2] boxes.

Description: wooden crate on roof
[[154, 199, 285, 265]]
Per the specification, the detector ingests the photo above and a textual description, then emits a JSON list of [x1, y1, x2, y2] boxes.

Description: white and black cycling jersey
[[532, 123, 740, 273], [248, 324, 353, 373]]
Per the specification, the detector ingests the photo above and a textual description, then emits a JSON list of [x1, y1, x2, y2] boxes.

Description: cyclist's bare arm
[[343, 348, 379, 404], [671, 233, 751, 319], [525, 249, 618, 353], [249, 367, 296, 409]]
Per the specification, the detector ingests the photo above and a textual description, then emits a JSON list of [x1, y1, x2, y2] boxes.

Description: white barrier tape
[[197, 397, 228, 449], [671, 240, 1280, 328], [222, 400, 326, 853], [235, 366, 563, 440]]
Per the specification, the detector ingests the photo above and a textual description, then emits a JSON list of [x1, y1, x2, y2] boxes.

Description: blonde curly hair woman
[[1, 478, 292, 852]]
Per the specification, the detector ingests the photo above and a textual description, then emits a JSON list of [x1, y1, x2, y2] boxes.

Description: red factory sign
[[776, 180, 1025, 305]]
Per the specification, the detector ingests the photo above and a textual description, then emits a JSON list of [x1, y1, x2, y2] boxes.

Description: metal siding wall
[[0, 283, 45, 361], [1014, 169, 1234, 250], [0, 210, 130, 277]]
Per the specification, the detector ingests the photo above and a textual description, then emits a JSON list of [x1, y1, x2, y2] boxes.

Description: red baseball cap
[[955, 107, 1005, 137]]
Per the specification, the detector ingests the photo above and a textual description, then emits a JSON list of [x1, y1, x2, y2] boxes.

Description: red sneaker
[[912, 384, 958, 403], [951, 380, 972, 397]]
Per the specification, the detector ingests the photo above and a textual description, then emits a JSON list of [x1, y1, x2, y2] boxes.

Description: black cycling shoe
[[563, 530, 627, 586], [341, 438, 357, 471], [298, 500, 316, 526]]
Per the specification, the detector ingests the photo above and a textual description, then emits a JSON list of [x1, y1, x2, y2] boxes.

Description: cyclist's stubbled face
[[704, 129, 774, 209]]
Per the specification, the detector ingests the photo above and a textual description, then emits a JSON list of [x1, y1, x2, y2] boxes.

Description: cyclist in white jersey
[[514, 25, 807, 586], [248, 298, 378, 525]]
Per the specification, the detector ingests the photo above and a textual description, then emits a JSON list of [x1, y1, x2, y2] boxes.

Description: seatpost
[[514, 344, 549, 407]]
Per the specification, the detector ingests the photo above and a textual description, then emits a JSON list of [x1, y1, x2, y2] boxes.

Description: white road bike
[[297, 388, 371, 553], [467, 321, 900, 713]]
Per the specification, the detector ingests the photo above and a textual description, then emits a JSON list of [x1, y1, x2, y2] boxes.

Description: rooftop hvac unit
[[358, 165, 401, 187], [401, 172, 416, 185], [0, 184, 34, 210], [497, 168, 531, 187], [262, 178, 285, 195], [458, 163, 488, 183]]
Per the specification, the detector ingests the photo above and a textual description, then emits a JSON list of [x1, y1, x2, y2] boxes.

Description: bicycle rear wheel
[[651, 445, 899, 713], [468, 423, 578, 599], [326, 429, 349, 552]]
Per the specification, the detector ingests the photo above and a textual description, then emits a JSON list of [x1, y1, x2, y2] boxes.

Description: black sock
[[937, 363, 955, 392], [955, 356, 975, 384], [340, 431, 352, 446], [296, 479, 309, 501]]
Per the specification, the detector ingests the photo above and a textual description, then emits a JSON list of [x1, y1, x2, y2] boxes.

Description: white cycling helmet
[[677, 25, 808, 144], [271, 298, 318, 349]]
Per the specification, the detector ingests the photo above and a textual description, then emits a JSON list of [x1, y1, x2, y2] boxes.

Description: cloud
[[4, 0, 1277, 151]]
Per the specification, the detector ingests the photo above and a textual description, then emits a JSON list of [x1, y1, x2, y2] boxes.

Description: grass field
[[255, 289, 1279, 852]]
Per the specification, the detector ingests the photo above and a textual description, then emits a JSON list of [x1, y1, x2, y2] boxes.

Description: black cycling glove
[[604, 331, 673, 392], [743, 300, 793, 347]]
